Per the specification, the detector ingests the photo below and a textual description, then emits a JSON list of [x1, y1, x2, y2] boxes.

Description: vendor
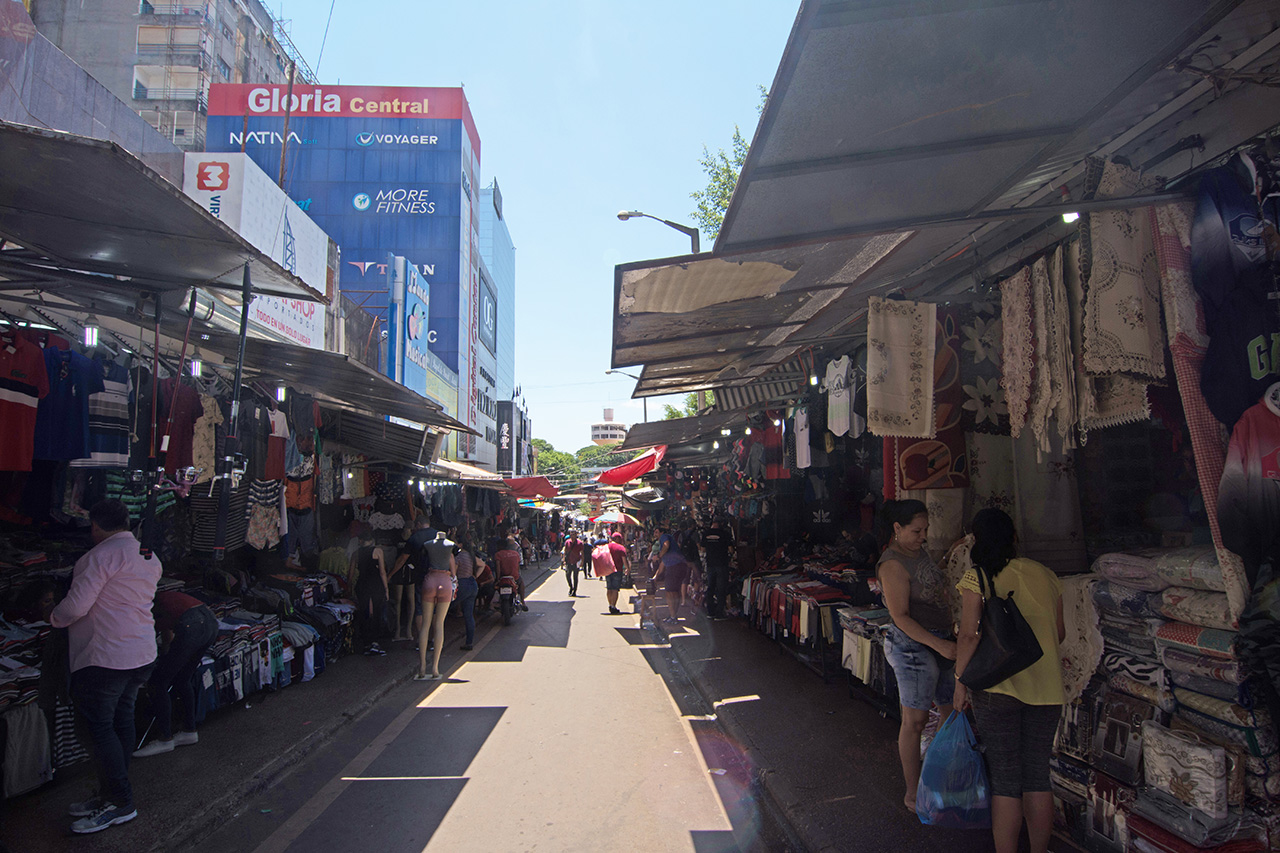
[[133, 590, 219, 758]]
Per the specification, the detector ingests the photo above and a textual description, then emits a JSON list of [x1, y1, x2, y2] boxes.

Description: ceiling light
[[1062, 211, 1080, 223], [809, 375, 818, 386], [276, 385, 287, 402], [83, 314, 100, 348], [189, 346, 203, 378]]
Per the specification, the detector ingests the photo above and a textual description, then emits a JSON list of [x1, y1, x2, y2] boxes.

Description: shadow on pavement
[[469, 599, 575, 663], [280, 705, 505, 853]]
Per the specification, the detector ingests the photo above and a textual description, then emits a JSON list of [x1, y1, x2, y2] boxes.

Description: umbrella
[[591, 510, 642, 526]]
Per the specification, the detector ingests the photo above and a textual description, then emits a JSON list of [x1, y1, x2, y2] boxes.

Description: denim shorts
[[883, 624, 955, 711]]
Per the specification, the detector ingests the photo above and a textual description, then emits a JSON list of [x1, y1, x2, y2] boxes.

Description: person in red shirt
[[494, 535, 527, 611], [605, 533, 630, 615], [132, 590, 219, 758], [563, 532, 583, 597]]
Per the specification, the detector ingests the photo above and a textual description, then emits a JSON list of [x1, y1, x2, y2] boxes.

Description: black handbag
[[619, 572, 635, 590], [959, 564, 1043, 690]]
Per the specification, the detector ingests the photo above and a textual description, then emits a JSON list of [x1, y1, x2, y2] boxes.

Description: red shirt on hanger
[[0, 331, 50, 471]]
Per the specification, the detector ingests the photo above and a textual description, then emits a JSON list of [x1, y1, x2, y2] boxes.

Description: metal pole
[[278, 61, 295, 188], [214, 264, 253, 562], [643, 397, 647, 423], [140, 293, 163, 559]]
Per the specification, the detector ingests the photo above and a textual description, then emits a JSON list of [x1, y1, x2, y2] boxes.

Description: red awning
[[503, 476, 559, 500], [595, 445, 666, 486]]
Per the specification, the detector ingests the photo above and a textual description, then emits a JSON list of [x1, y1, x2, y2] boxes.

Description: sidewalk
[[0, 558, 564, 853], [643, 598, 994, 853]]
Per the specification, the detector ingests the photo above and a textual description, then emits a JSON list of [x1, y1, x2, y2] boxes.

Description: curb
[[156, 560, 563, 852], [648, 613, 813, 853]]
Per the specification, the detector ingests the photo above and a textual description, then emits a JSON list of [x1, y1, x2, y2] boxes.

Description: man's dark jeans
[[457, 576, 479, 645], [565, 559, 579, 596], [71, 662, 154, 809], [148, 605, 219, 739], [705, 562, 730, 617]]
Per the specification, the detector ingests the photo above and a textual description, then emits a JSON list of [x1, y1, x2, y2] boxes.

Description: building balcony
[[135, 45, 210, 69], [138, 3, 210, 20], [132, 83, 208, 112]]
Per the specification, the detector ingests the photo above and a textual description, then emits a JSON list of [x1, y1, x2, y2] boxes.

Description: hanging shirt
[[157, 377, 204, 475], [1218, 390, 1280, 585], [0, 331, 50, 471], [71, 355, 132, 468], [824, 355, 852, 437], [794, 407, 812, 469], [34, 347, 102, 461]]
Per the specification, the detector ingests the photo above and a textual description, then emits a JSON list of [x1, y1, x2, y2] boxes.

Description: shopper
[[50, 499, 161, 834], [475, 557, 495, 613], [415, 530, 457, 680], [563, 531, 583, 597], [605, 532, 630, 615], [652, 524, 689, 623], [454, 535, 481, 651], [875, 499, 956, 812], [351, 528, 389, 656], [132, 590, 218, 758], [582, 528, 595, 579], [700, 518, 734, 618], [953, 508, 1065, 853]]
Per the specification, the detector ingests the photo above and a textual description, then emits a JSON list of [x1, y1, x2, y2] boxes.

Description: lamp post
[[616, 210, 700, 254], [605, 368, 647, 423]]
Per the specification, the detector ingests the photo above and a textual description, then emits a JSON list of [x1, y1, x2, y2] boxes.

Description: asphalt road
[[190, 565, 787, 853]]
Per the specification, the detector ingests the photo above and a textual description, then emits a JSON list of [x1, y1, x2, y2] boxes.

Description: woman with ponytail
[[953, 508, 1065, 853], [875, 499, 957, 811]]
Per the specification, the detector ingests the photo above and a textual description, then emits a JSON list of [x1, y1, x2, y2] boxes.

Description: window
[[221, 23, 233, 40], [217, 57, 231, 79]]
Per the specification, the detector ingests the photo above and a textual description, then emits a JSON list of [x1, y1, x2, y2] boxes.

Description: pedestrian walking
[[604, 532, 630, 614], [50, 500, 161, 834], [563, 531, 583, 597], [132, 591, 219, 757], [700, 518, 734, 618], [351, 528, 389, 656], [454, 535, 481, 651]]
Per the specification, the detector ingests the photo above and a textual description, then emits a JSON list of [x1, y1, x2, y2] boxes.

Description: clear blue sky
[[277, 1, 797, 454]]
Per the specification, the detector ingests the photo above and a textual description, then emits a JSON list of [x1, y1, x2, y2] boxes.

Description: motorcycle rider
[[494, 534, 527, 612]]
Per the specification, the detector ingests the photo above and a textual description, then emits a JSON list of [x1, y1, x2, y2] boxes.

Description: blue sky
[[277, 1, 797, 454]]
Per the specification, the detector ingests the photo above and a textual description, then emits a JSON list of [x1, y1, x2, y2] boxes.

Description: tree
[[689, 86, 768, 242], [575, 443, 626, 470], [531, 438, 580, 481], [661, 391, 715, 420]]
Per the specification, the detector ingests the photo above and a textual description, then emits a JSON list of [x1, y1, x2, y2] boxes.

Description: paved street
[[187, 564, 785, 853]]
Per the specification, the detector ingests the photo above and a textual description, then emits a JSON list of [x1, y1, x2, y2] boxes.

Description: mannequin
[[415, 531, 456, 680]]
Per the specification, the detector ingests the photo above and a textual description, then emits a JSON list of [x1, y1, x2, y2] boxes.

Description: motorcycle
[[497, 574, 522, 626]]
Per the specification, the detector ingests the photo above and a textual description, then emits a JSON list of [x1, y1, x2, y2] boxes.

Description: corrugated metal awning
[[712, 358, 806, 412], [320, 408, 442, 469], [619, 411, 743, 451]]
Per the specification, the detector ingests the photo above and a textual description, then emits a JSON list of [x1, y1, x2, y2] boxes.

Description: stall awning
[[199, 334, 477, 435], [321, 408, 441, 469], [596, 446, 666, 486], [618, 412, 742, 451], [503, 477, 560, 500], [431, 458, 509, 490], [613, 1, 1280, 396], [712, 359, 807, 411], [0, 122, 324, 303]]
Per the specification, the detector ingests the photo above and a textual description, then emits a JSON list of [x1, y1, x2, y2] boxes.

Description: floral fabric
[[1150, 547, 1226, 593], [1093, 580, 1160, 618], [1093, 552, 1168, 592], [1173, 706, 1279, 760], [1168, 716, 1249, 808], [957, 300, 1009, 434], [1154, 622, 1236, 661], [1060, 574, 1104, 705], [866, 296, 936, 439], [1000, 266, 1034, 437], [1109, 673, 1175, 714], [889, 307, 969, 488], [1155, 588, 1235, 631], [1160, 647, 1245, 685], [1141, 720, 1228, 819]]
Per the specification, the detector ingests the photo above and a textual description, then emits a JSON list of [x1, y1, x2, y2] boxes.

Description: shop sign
[[496, 400, 514, 473]]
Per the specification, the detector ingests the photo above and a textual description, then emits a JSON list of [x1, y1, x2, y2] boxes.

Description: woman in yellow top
[[953, 508, 1064, 853]]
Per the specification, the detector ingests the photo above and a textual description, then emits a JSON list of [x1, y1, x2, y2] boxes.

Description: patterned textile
[[1047, 247, 1079, 450], [1102, 651, 1166, 689], [1168, 716, 1249, 808], [1109, 673, 1176, 714], [1142, 720, 1229, 818], [1174, 706, 1279, 760], [1000, 266, 1034, 437], [1028, 256, 1056, 453], [966, 431, 1016, 517], [1130, 790, 1250, 849], [1169, 671, 1246, 705], [957, 300, 1009, 434], [902, 488, 964, 561], [1093, 552, 1167, 592], [890, 307, 969, 489], [1160, 647, 1245, 685], [1154, 622, 1236, 661], [1155, 588, 1235, 631], [1065, 241, 1151, 441], [69, 356, 132, 468], [866, 297, 936, 438], [1093, 691, 1163, 786], [1081, 159, 1166, 381], [189, 393, 223, 484], [1093, 580, 1160, 618], [1150, 548, 1226, 593], [1173, 688, 1262, 730], [1060, 575, 1105, 704], [1103, 629, 1160, 660]]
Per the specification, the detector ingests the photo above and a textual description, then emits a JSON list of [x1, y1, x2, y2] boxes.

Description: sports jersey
[[0, 331, 49, 471], [33, 347, 101, 461], [71, 355, 132, 468], [1218, 393, 1280, 584]]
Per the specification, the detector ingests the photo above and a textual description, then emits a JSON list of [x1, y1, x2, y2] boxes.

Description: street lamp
[[605, 368, 647, 423], [617, 210, 700, 254]]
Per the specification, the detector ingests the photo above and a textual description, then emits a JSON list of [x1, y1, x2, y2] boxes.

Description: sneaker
[[68, 795, 104, 818], [460, 644, 474, 651], [70, 803, 137, 834], [132, 739, 174, 758], [520, 603, 529, 612], [173, 731, 199, 747], [609, 606, 622, 615]]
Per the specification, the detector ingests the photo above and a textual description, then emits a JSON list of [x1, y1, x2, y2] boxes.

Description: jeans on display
[[457, 576, 479, 645], [148, 605, 219, 739], [704, 562, 729, 617], [71, 662, 155, 809]]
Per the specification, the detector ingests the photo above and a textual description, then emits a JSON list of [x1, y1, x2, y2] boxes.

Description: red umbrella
[[595, 445, 666, 486], [591, 510, 642, 526]]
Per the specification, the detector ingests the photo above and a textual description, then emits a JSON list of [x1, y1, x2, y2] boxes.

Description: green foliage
[[689, 87, 768, 242], [661, 391, 715, 420], [575, 443, 626, 469], [531, 438, 580, 481]]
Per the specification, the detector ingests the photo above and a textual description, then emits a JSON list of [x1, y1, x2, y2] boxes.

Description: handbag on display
[[959, 564, 1044, 690]]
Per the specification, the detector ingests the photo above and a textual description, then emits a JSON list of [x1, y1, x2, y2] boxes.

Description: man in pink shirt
[[51, 500, 161, 834]]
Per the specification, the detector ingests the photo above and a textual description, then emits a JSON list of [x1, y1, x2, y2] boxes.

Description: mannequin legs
[[417, 598, 449, 678]]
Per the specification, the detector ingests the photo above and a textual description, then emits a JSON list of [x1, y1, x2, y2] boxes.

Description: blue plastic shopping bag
[[916, 711, 991, 829]]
